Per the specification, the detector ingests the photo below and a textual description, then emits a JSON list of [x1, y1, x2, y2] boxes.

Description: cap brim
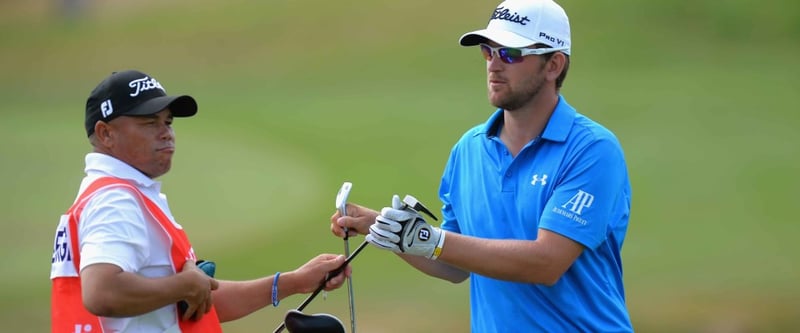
[[127, 95, 198, 118], [459, 29, 537, 48]]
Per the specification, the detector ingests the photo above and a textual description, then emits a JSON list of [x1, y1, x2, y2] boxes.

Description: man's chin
[[488, 94, 505, 108]]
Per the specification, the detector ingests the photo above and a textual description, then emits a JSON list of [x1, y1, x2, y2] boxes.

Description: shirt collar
[[480, 109, 504, 137], [479, 95, 576, 142], [541, 96, 576, 142], [85, 152, 160, 190]]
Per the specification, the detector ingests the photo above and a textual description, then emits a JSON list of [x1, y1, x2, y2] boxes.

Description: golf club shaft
[[343, 232, 356, 333], [273, 240, 368, 333]]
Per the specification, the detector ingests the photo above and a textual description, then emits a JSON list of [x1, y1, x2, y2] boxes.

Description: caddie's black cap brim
[[126, 95, 197, 118]]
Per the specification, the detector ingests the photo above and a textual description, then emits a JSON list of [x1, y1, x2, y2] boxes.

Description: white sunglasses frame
[[479, 43, 569, 62]]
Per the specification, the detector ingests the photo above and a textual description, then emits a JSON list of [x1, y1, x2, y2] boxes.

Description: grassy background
[[1, 0, 798, 332]]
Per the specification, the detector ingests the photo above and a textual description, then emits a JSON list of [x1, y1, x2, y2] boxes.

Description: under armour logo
[[531, 174, 548, 186]]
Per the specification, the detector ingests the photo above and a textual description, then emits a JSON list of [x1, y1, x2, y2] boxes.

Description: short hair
[[537, 44, 570, 89]]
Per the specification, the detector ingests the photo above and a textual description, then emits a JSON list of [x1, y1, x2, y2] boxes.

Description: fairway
[[2, 0, 799, 332]]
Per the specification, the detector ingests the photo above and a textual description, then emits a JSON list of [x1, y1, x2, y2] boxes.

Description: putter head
[[402, 194, 439, 221], [284, 309, 345, 333]]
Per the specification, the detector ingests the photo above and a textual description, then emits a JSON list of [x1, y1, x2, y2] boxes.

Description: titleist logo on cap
[[490, 6, 530, 25], [128, 76, 165, 97]]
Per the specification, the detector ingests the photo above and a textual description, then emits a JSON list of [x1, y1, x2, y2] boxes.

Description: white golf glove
[[366, 194, 445, 260]]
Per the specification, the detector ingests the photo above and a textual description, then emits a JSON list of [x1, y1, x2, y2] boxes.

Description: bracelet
[[272, 272, 281, 307]]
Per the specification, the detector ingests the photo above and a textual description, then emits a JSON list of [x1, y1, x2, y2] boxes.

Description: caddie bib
[[50, 177, 222, 333]]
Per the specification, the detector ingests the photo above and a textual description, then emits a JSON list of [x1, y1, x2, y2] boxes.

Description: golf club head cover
[[284, 309, 345, 333], [177, 260, 216, 319], [367, 194, 445, 259]]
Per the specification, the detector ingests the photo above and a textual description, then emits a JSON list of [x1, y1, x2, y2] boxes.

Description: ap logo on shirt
[[562, 190, 594, 215], [552, 190, 595, 226]]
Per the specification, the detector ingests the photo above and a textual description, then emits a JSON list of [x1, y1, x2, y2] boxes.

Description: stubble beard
[[489, 58, 548, 112], [490, 74, 545, 112]]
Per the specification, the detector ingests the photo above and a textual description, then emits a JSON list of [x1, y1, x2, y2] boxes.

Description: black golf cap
[[85, 70, 197, 136]]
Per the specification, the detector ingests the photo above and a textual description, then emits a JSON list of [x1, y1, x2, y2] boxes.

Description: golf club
[[284, 310, 345, 333], [272, 240, 368, 333], [335, 182, 357, 333], [273, 194, 435, 333], [401, 194, 439, 221]]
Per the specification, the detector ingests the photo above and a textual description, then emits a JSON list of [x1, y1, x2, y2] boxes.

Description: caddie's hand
[[179, 260, 219, 321], [366, 194, 445, 260], [330, 203, 379, 238], [292, 254, 351, 293]]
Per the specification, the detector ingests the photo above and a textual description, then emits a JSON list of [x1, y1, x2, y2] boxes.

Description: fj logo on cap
[[100, 99, 113, 118], [128, 76, 165, 97], [490, 6, 530, 25]]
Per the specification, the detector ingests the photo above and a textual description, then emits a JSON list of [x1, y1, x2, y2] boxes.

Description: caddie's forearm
[[213, 278, 271, 322], [214, 270, 318, 322], [81, 267, 196, 317]]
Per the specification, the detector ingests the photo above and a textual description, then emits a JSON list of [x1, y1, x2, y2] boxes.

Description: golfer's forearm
[[436, 232, 566, 284], [213, 278, 271, 322], [400, 254, 469, 283]]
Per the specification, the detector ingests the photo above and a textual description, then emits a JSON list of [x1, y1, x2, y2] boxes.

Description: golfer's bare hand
[[292, 254, 351, 293], [180, 260, 219, 321], [330, 203, 379, 237]]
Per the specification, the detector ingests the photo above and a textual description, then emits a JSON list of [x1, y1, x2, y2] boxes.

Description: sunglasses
[[479, 43, 568, 64]]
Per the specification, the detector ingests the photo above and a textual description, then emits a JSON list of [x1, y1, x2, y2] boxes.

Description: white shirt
[[77, 152, 184, 333]]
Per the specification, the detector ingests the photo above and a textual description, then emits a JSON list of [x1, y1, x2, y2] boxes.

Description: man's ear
[[93, 121, 113, 145], [546, 53, 566, 82]]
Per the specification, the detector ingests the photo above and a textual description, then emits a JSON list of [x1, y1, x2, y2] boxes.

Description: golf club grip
[[272, 240, 368, 333], [300, 240, 367, 310]]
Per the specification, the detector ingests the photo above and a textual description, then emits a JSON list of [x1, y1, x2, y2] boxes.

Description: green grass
[[2, 0, 799, 331]]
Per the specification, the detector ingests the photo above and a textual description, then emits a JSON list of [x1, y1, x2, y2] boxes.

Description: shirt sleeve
[[539, 138, 628, 249], [439, 143, 461, 234], [78, 187, 150, 272]]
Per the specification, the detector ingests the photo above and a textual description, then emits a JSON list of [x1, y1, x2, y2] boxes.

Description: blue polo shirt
[[438, 96, 633, 332]]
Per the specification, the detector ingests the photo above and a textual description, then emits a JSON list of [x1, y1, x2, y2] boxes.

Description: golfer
[[331, 0, 634, 331], [50, 69, 351, 333]]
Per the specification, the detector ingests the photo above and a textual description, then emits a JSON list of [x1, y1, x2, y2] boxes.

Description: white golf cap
[[459, 0, 571, 55]]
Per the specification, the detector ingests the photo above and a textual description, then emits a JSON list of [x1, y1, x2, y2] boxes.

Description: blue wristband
[[272, 272, 281, 307]]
